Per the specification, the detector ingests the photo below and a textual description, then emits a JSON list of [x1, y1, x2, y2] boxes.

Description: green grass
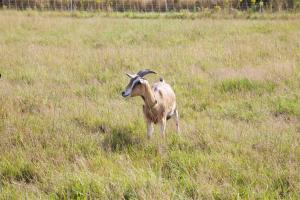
[[0, 10, 300, 199], [275, 97, 300, 119], [219, 78, 276, 93]]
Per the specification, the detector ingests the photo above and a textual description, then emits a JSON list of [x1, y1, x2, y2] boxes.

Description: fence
[[0, 0, 299, 11]]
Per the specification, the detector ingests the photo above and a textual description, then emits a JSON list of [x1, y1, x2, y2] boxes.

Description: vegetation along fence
[[0, 0, 299, 12]]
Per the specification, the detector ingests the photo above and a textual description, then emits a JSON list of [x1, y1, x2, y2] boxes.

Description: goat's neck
[[143, 83, 156, 108]]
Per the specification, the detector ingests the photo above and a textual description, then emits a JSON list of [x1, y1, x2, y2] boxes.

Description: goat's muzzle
[[122, 91, 129, 97]]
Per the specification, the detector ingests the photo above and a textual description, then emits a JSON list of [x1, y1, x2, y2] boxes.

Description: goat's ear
[[139, 78, 146, 84], [126, 73, 135, 78]]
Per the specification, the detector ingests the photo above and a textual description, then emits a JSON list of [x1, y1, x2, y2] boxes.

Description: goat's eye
[[132, 82, 141, 88]]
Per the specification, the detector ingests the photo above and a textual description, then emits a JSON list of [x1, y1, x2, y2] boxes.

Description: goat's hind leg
[[174, 109, 180, 133]]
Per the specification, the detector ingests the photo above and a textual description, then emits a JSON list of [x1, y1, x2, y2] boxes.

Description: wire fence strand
[[0, 0, 299, 12]]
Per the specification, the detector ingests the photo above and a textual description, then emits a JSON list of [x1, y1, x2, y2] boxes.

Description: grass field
[[0, 10, 300, 199]]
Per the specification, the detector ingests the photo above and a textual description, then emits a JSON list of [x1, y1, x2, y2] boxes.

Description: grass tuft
[[275, 97, 300, 118], [0, 160, 40, 183], [219, 78, 276, 93]]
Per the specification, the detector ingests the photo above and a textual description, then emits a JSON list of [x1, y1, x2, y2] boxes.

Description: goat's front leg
[[159, 117, 167, 138], [147, 121, 154, 139]]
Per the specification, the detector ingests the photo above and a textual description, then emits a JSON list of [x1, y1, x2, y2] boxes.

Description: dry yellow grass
[[0, 10, 300, 199]]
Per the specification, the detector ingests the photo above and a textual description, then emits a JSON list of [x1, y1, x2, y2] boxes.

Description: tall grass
[[0, 10, 300, 199]]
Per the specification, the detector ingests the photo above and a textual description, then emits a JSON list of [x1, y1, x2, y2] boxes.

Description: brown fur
[[143, 104, 165, 124]]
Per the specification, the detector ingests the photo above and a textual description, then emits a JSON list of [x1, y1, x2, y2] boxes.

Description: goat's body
[[142, 80, 179, 138], [143, 81, 176, 124]]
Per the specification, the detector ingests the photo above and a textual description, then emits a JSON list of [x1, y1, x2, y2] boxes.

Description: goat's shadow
[[101, 126, 144, 152], [101, 126, 170, 155]]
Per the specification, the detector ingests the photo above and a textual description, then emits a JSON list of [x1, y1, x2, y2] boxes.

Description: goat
[[122, 69, 179, 138]]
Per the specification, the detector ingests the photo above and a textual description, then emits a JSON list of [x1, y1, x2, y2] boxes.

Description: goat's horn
[[126, 73, 136, 78], [136, 69, 157, 77]]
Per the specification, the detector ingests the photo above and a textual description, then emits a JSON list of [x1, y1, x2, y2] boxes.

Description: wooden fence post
[[165, 0, 168, 11]]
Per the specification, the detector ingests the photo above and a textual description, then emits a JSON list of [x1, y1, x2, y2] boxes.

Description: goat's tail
[[159, 77, 164, 82]]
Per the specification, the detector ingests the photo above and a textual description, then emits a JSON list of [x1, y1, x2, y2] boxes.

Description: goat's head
[[122, 69, 156, 97]]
